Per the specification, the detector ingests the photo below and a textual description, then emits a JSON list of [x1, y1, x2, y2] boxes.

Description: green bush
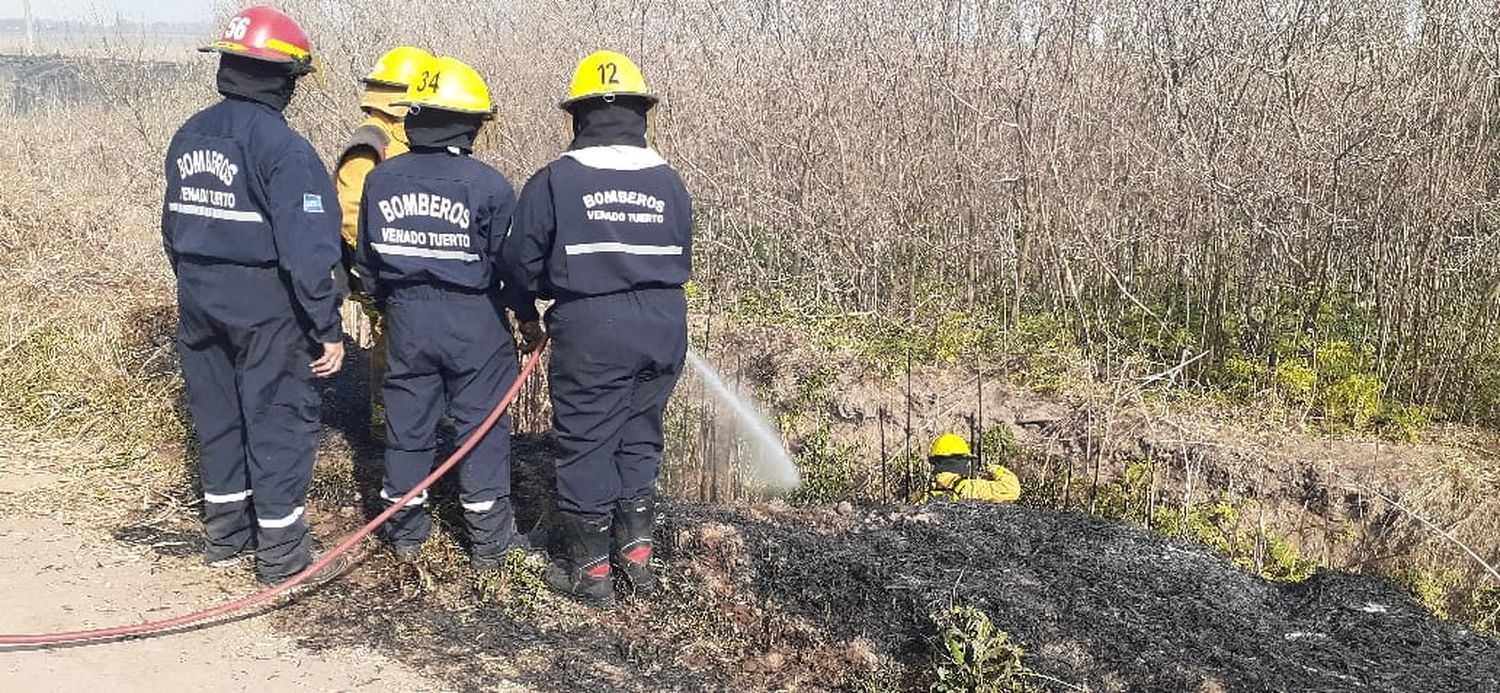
[[1051, 461, 1316, 582], [929, 605, 1041, 693], [1321, 372, 1384, 432], [784, 418, 862, 505], [1272, 359, 1318, 407], [981, 424, 1023, 464]]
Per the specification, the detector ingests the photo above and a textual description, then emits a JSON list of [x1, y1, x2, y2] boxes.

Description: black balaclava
[[930, 455, 973, 477], [217, 54, 301, 112], [567, 96, 651, 150], [406, 109, 483, 152]]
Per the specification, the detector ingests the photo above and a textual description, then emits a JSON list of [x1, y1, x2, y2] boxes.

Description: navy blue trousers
[[175, 261, 319, 579], [380, 285, 519, 555], [547, 288, 687, 517]]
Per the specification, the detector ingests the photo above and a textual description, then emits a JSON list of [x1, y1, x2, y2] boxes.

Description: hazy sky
[[0, 0, 211, 24]]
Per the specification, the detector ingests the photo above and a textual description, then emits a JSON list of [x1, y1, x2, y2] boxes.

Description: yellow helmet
[[361, 47, 433, 117], [561, 50, 657, 109], [400, 56, 494, 117], [929, 433, 972, 459], [363, 46, 434, 88]]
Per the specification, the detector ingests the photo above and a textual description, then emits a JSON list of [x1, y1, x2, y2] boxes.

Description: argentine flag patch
[[303, 193, 325, 213]]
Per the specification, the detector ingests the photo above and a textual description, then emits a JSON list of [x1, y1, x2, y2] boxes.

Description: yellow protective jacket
[[336, 110, 409, 253], [913, 465, 1021, 504]]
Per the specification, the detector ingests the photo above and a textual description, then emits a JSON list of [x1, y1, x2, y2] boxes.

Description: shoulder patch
[[303, 193, 325, 213]]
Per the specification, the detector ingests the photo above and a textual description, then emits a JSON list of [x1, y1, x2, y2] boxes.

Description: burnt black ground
[[657, 501, 1500, 692], [118, 473, 1500, 692], [113, 336, 1500, 692], [244, 494, 1500, 692]]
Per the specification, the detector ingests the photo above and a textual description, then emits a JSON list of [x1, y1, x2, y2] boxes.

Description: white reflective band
[[257, 506, 305, 529], [565, 242, 683, 257], [204, 490, 253, 504], [167, 202, 265, 223], [370, 243, 481, 263], [562, 145, 667, 171], [461, 499, 496, 513], [380, 489, 428, 507]]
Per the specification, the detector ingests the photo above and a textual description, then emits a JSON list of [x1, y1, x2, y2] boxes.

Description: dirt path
[[0, 442, 443, 693]]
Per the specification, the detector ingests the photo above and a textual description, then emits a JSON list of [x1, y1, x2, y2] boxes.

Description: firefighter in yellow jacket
[[913, 433, 1021, 504], [336, 46, 434, 435]]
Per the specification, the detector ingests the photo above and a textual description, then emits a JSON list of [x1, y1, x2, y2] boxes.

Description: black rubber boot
[[257, 552, 351, 589], [543, 511, 615, 606], [468, 498, 536, 570], [612, 494, 657, 596]]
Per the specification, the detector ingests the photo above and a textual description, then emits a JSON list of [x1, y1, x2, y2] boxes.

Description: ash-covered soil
[[237, 495, 1497, 692], [657, 501, 1500, 692], [112, 344, 1498, 692]]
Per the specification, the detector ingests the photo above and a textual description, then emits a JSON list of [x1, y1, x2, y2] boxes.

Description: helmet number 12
[[224, 16, 251, 40], [597, 62, 620, 85]]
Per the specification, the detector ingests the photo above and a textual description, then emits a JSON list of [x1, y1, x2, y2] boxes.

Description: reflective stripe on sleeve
[[204, 490, 253, 504], [564, 242, 683, 256], [370, 243, 481, 262], [380, 489, 428, 507], [257, 506, 305, 529], [167, 202, 266, 223]]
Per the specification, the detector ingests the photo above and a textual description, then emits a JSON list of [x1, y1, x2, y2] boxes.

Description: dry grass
[[0, 91, 189, 472], [0, 3, 1495, 636]]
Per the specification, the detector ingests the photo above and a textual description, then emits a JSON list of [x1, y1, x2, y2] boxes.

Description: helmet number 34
[[596, 62, 620, 85], [223, 16, 251, 40], [418, 70, 441, 94]]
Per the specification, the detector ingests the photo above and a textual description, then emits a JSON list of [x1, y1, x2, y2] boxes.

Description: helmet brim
[[200, 44, 317, 75], [198, 43, 294, 63], [361, 77, 408, 88], [397, 101, 497, 119], [558, 91, 658, 110]]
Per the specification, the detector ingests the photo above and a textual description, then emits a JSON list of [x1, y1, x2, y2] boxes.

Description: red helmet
[[200, 5, 314, 71]]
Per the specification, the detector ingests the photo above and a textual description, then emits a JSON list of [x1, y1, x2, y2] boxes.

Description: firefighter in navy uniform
[[162, 5, 347, 585], [355, 57, 536, 569], [504, 51, 692, 605], [335, 46, 434, 437]]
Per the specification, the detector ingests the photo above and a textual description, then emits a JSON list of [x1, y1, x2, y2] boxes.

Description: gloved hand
[[518, 320, 544, 354]]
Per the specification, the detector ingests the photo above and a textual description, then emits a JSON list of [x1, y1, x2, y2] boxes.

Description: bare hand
[[518, 320, 544, 354], [311, 341, 345, 378]]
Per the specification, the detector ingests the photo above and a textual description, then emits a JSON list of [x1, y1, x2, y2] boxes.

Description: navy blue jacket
[[504, 145, 692, 302], [355, 148, 536, 320], [161, 97, 343, 343]]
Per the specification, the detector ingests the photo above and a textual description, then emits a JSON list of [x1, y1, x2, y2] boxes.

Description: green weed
[[1033, 461, 1317, 582], [929, 605, 1042, 693]]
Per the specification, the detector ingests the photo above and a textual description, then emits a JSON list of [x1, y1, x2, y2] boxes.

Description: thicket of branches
[[276, 0, 1500, 422]]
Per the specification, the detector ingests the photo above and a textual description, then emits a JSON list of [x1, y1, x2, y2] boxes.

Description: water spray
[[684, 349, 801, 490]]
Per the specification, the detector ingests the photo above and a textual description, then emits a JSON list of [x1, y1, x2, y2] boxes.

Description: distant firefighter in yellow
[[913, 433, 1021, 504], [336, 46, 434, 437]]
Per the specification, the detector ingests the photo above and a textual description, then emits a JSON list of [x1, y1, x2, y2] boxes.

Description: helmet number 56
[[596, 62, 619, 85], [223, 16, 251, 40]]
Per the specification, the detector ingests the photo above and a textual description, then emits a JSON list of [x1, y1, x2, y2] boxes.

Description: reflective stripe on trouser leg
[[378, 297, 445, 547], [378, 486, 432, 546], [464, 497, 517, 558], [255, 513, 312, 581], [177, 284, 255, 559], [240, 310, 320, 580], [447, 315, 519, 556], [202, 496, 254, 559]]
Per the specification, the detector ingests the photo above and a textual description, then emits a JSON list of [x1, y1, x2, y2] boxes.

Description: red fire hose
[[0, 337, 547, 647]]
